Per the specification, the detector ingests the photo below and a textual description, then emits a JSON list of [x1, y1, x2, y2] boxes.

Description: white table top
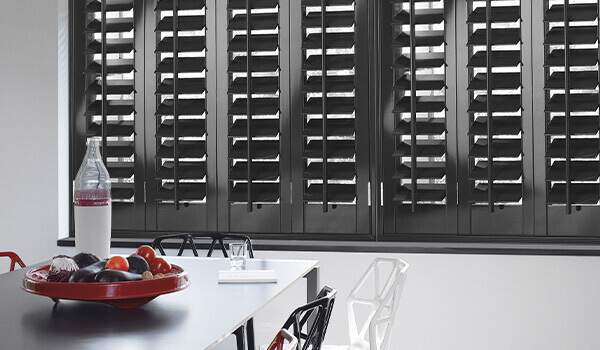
[[0, 257, 319, 350]]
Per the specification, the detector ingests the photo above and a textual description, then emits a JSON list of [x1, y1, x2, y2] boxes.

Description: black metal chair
[[151, 233, 255, 350], [278, 285, 337, 350], [152, 233, 254, 258]]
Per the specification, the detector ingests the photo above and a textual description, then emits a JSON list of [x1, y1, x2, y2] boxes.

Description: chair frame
[[152, 233, 254, 258], [347, 258, 408, 350], [283, 285, 337, 350], [0, 252, 25, 271], [266, 329, 298, 350]]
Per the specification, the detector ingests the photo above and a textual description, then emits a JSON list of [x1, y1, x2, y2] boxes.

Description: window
[[71, 0, 600, 242]]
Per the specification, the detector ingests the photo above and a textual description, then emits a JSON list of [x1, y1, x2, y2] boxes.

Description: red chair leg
[[0, 252, 26, 271]]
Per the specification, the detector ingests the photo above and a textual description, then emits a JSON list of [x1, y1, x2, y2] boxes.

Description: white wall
[[2, 2, 600, 349], [0, 0, 64, 267]]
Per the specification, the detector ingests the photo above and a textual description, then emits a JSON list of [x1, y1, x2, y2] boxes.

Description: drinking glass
[[229, 242, 247, 270]]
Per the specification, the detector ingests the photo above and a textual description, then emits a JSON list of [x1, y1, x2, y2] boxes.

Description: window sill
[[57, 237, 600, 256]]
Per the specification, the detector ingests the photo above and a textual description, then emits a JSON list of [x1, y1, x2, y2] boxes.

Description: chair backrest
[[266, 329, 298, 350], [152, 233, 254, 258], [0, 251, 26, 272], [282, 285, 337, 350], [347, 258, 408, 350]]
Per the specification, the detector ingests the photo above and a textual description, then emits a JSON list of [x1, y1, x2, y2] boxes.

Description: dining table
[[0, 256, 320, 350]]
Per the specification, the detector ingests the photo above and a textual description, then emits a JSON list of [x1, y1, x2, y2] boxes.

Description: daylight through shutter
[[154, 0, 208, 208], [390, 0, 448, 210], [467, 0, 523, 210], [84, 0, 136, 202], [544, 0, 600, 211], [301, 0, 357, 210]]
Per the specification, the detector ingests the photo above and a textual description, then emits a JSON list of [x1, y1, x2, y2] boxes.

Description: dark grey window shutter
[[79, 0, 142, 231], [154, 0, 208, 208], [390, 0, 448, 209], [301, 0, 358, 207], [544, 1, 600, 209], [466, 0, 523, 209], [85, 0, 136, 202], [227, 0, 281, 208]]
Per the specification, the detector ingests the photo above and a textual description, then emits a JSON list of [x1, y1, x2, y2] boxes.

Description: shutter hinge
[[368, 182, 371, 207], [144, 181, 147, 203], [290, 182, 293, 204], [381, 182, 384, 207]]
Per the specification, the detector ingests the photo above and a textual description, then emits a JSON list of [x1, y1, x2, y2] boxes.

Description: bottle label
[[74, 189, 111, 206], [74, 198, 111, 207]]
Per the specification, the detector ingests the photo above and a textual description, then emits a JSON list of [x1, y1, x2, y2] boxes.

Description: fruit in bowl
[[46, 246, 172, 283]]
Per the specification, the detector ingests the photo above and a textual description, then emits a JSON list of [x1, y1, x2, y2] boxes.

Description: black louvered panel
[[111, 183, 135, 201], [155, 0, 207, 205], [156, 161, 207, 179], [227, 0, 281, 206], [391, 0, 447, 208], [544, 0, 600, 208], [466, 0, 523, 209], [230, 162, 280, 181], [393, 184, 447, 203], [300, 0, 357, 207], [469, 117, 521, 136], [394, 140, 446, 158], [157, 183, 207, 201], [393, 162, 446, 180], [83, 0, 136, 203], [86, 120, 134, 137], [469, 161, 523, 181], [547, 161, 600, 181]]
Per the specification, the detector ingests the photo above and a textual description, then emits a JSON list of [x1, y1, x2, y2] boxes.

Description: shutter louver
[[467, 0, 523, 210], [84, 0, 136, 202], [543, 0, 600, 210], [227, 0, 281, 209], [391, 0, 447, 210], [301, 0, 357, 210], [155, 0, 207, 207]]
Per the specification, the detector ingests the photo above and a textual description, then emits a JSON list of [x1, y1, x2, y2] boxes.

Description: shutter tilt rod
[[598, 0, 600, 206], [321, 0, 328, 213], [101, 0, 108, 166], [173, 0, 180, 210], [409, 0, 417, 212], [564, 0, 572, 214], [485, 0, 494, 213], [246, 0, 253, 212]]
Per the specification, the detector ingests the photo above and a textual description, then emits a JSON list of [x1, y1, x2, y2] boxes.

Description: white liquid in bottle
[[74, 203, 111, 259]]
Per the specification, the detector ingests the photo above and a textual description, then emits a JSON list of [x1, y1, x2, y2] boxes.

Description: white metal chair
[[324, 258, 409, 350]]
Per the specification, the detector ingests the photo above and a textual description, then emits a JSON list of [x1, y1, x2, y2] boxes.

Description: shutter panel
[[289, 0, 370, 235], [390, 0, 447, 208], [301, 0, 358, 209], [80, 0, 140, 230], [543, 0, 600, 209], [383, 0, 451, 235], [220, 0, 286, 233], [154, 0, 208, 208], [467, 0, 523, 209], [226, 1, 281, 206]]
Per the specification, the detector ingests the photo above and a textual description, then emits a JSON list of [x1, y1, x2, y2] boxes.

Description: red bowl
[[22, 264, 190, 309]]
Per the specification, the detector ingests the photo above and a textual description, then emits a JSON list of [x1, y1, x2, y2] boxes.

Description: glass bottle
[[73, 138, 112, 259]]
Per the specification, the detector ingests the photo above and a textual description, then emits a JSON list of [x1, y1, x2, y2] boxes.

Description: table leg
[[246, 318, 255, 350], [233, 325, 245, 350], [304, 266, 320, 302]]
